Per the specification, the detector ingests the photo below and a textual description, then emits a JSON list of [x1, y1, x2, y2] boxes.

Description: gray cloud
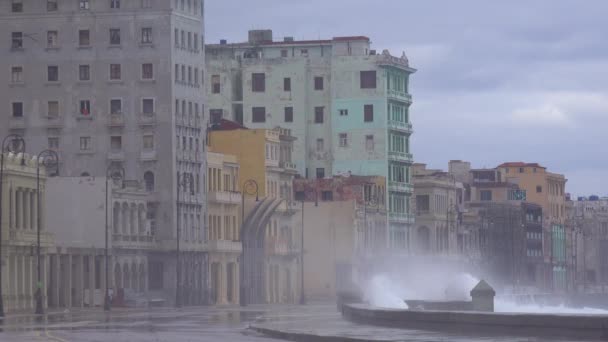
[[206, 0, 608, 196]]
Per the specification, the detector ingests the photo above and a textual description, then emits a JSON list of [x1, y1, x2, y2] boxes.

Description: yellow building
[[0, 153, 53, 313], [206, 151, 242, 305], [209, 122, 299, 304], [497, 162, 568, 290]]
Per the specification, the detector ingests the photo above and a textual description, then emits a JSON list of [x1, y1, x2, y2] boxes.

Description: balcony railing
[[279, 161, 297, 172], [138, 113, 156, 126], [387, 89, 412, 103], [112, 234, 155, 248], [389, 181, 413, 193], [265, 237, 298, 256], [140, 150, 157, 161], [388, 151, 413, 163], [389, 212, 415, 224], [8, 117, 25, 130], [387, 120, 413, 134], [208, 191, 241, 204], [208, 239, 242, 253], [107, 114, 125, 127], [8, 229, 53, 245], [108, 150, 125, 161]]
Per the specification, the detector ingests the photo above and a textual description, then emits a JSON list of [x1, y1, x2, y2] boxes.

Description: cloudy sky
[[206, 0, 608, 197]]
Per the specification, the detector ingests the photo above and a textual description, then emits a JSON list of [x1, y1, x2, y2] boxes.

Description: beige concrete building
[[0, 153, 53, 312], [0, 0, 209, 305], [206, 152, 242, 305]]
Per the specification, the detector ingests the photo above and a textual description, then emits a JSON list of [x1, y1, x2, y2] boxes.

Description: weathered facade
[[0, 0, 209, 304], [293, 175, 387, 300], [206, 30, 415, 252], [209, 123, 299, 304]]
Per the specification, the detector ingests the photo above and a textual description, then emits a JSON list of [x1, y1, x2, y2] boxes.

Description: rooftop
[[497, 162, 546, 169]]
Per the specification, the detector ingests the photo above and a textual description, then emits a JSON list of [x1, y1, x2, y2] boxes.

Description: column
[[23, 190, 30, 230], [9, 186, 15, 229], [32, 189, 38, 232], [66, 254, 72, 308], [88, 255, 95, 307], [15, 189, 21, 229]]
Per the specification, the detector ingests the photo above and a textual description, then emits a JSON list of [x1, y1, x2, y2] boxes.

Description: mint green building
[[206, 30, 416, 251]]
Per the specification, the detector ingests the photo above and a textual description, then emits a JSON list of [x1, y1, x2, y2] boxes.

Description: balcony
[[140, 150, 157, 161], [275, 200, 298, 215], [112, 234, 155, 249], [389, 212, 415, 225], [107, 114, 125, 127], [388, 151, 413, 164], [45, 117, 64, 128], [387, 90, 412, 103], [389, 181, 413, 193], [8, 117, 25, 130], [108, 150, 125, 161], [387, 120, 413, 134], [138, 113, 156, 126], [265, 237, 298, 257], [208, 239, 242, 253], [208, 191, 241, 205], [279, 161, 297, 173], [265, 158, 279, 168], [8, 229, 53, 246]]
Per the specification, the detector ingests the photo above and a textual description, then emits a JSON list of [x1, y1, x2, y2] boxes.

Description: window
[[142, 99, 154, 114], [321, 191, 333, 201], [109, 29, 121, 45], [80, 137, 91, 151], [316, 138, 324, 152], [194, 33, 198, 51], [339, 109, 348, 116], [79, 30, 90, 46], [142, 63, 154, 79], [314, 76, 324, 90], [11, 32, 23, 49], [314, 106, 324, 124], [110, 0, 120, 8], [360, 71, 377, 89], [480, 190, 492, 201], [210, 109, 222, 124], [110, 99, 122, 115], [11, 67, 23, 83], [110, 136, 122, 151], [48, 101, 59, 118], [79, 65, 90, 81], [12, 0, 23, 13], [79, 0, 90, 10], [181, 30, 185, 47], [47, 31, 58, 48], [110, 64, 121, 80], [252, 73, 265, 92], [144, 171, 155, 192], [364, 104, 374, 122], [281, 49, 288, 58], [79, 100, 91, 115], [211, 75, 220, 93], [339, 133, 348, 147], [366, 135, 374, 151], [300, 49, 308, 56], [48, 137, 59, 149], [283, 77, 291, 91], [519, 167, 524, 173], [141, 28, 152, 44], [283, 107, 293, 123], [416, 195, 430, 213], [252, 107, 266, 123], [47, 66, 59, 82], [12, 102, 23, 117], [316, 168, 325, 179], [143, 135, 154, 149], [536, 186, 543, 193], [47, 0, 58, 11]]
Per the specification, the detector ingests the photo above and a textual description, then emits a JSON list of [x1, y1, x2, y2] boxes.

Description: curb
[[249, 325, 396, 342]]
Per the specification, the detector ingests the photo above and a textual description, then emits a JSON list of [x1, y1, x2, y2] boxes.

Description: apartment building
[[206, 29, 416, 251], [0, 0, 208, 305]]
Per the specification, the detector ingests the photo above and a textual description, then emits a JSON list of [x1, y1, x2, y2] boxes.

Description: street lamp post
[[176, 172, 194, 308], [239, 179, 258, 307], [35, 150, 59, 315], [104, 166, 124, 311], [0, 135, 26, 317], [299, 187, 317, 306]]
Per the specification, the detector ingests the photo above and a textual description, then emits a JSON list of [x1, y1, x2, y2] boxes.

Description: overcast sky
[[206, 0, 608, 197]]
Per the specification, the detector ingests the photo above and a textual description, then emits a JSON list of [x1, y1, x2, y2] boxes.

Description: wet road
[[0, 304, 594, 342]]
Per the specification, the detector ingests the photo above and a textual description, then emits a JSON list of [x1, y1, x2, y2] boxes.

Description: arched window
[[81, 172, 90, 177], [144, 171, 155, 192]]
